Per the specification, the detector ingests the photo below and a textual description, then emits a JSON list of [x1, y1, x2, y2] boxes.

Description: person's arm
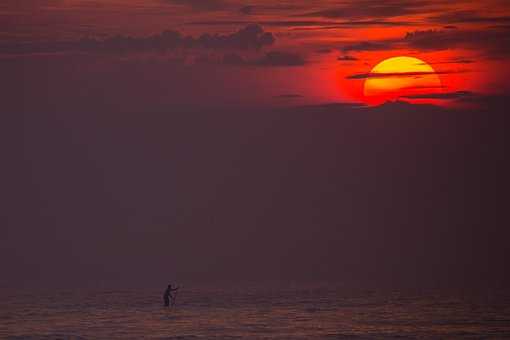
[[171, 286, 180, 291]]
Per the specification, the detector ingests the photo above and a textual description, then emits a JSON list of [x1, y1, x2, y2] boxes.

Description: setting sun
[[364, 56, 442, 104], [4, 0, 510, 338]]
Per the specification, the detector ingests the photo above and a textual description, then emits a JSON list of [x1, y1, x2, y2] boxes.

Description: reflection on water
[[2, 286, 510, 339]]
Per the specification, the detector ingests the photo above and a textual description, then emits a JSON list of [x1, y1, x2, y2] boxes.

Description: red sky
[[2, 0, 510, 107]]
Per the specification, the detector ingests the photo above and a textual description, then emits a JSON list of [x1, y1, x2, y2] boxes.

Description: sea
[[1, 285, 509, 339]]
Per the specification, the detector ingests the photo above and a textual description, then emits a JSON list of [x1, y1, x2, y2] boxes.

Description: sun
[[363, 56, 442, 104]]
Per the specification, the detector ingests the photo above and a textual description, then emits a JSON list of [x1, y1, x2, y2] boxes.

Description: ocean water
[[1, 285, 509, 339]]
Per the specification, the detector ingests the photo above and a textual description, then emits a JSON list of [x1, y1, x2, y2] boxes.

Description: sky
[[2, 0, 510, 288]]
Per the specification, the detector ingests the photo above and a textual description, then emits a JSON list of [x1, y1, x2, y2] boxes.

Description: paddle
[[171, 287, 180, 307]]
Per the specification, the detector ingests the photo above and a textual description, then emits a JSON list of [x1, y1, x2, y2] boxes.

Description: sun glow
[[363, 56, 442, 104]]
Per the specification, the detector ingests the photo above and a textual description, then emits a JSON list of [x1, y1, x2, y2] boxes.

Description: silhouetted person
[[163, 284, 179, 307]]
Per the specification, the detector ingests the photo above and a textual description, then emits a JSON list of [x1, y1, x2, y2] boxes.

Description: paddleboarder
[[163, 284, 179, 307]]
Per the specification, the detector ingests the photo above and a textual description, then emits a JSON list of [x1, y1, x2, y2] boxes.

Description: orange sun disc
[[363, 56, 442, 104]]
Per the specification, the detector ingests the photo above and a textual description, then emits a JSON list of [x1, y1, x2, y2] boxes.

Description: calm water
[[1, 285, 509, 339]]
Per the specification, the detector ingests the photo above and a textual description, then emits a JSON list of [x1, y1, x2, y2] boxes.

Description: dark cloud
[[188, 20, 413, 28], [402, 90, 475, 99], [426, 59, 474, 65], [337, 55, 359, 61], [194, 24, 275, 50], [256, 51, 306, 67], [429, 10, 510, 24], [339, 27, 510, 57], [450, 93, 508, 106], [164, 0, 227, 11], [324, 20, 413, 27], [298, 102, 367, 110], [316, 48, 332, 54], [404, 29, 466, 50], [398, 84, 446, 90], [346, 70, 464, 79], [295, 0, 433, 19], [404, 28, 510, 55], [401, 91, 510, 108], [189, 20, 340, 27], [0, 24, 275, 55]]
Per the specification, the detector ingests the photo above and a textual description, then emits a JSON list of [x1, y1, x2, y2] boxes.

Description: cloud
[[401, 90, 475, 99], [449, 93, 508, 106], [400, 91, 509, 109], [297, 102, 367, 110], [423, 59, 474, 65], [339, 27, 510, 57], [0, 24, 275, 55], [295, 0, 433, 19], [403, 29, 465, 50], [188, 20, 413, 28], [256, 51, 306, 66], [195, 24, 275, 49], [429, 10, 510, 24], [403, 28, 510, 55], [164, 0, 227, 11], [346, 70, 464, 79], [337, 55, 359, 61]]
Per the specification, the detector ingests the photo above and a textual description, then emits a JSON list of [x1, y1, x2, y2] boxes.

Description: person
[[163, 284, 179, 307]]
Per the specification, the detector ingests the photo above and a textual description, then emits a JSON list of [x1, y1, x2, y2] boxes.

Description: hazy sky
[[2, 0, 509, 288]]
